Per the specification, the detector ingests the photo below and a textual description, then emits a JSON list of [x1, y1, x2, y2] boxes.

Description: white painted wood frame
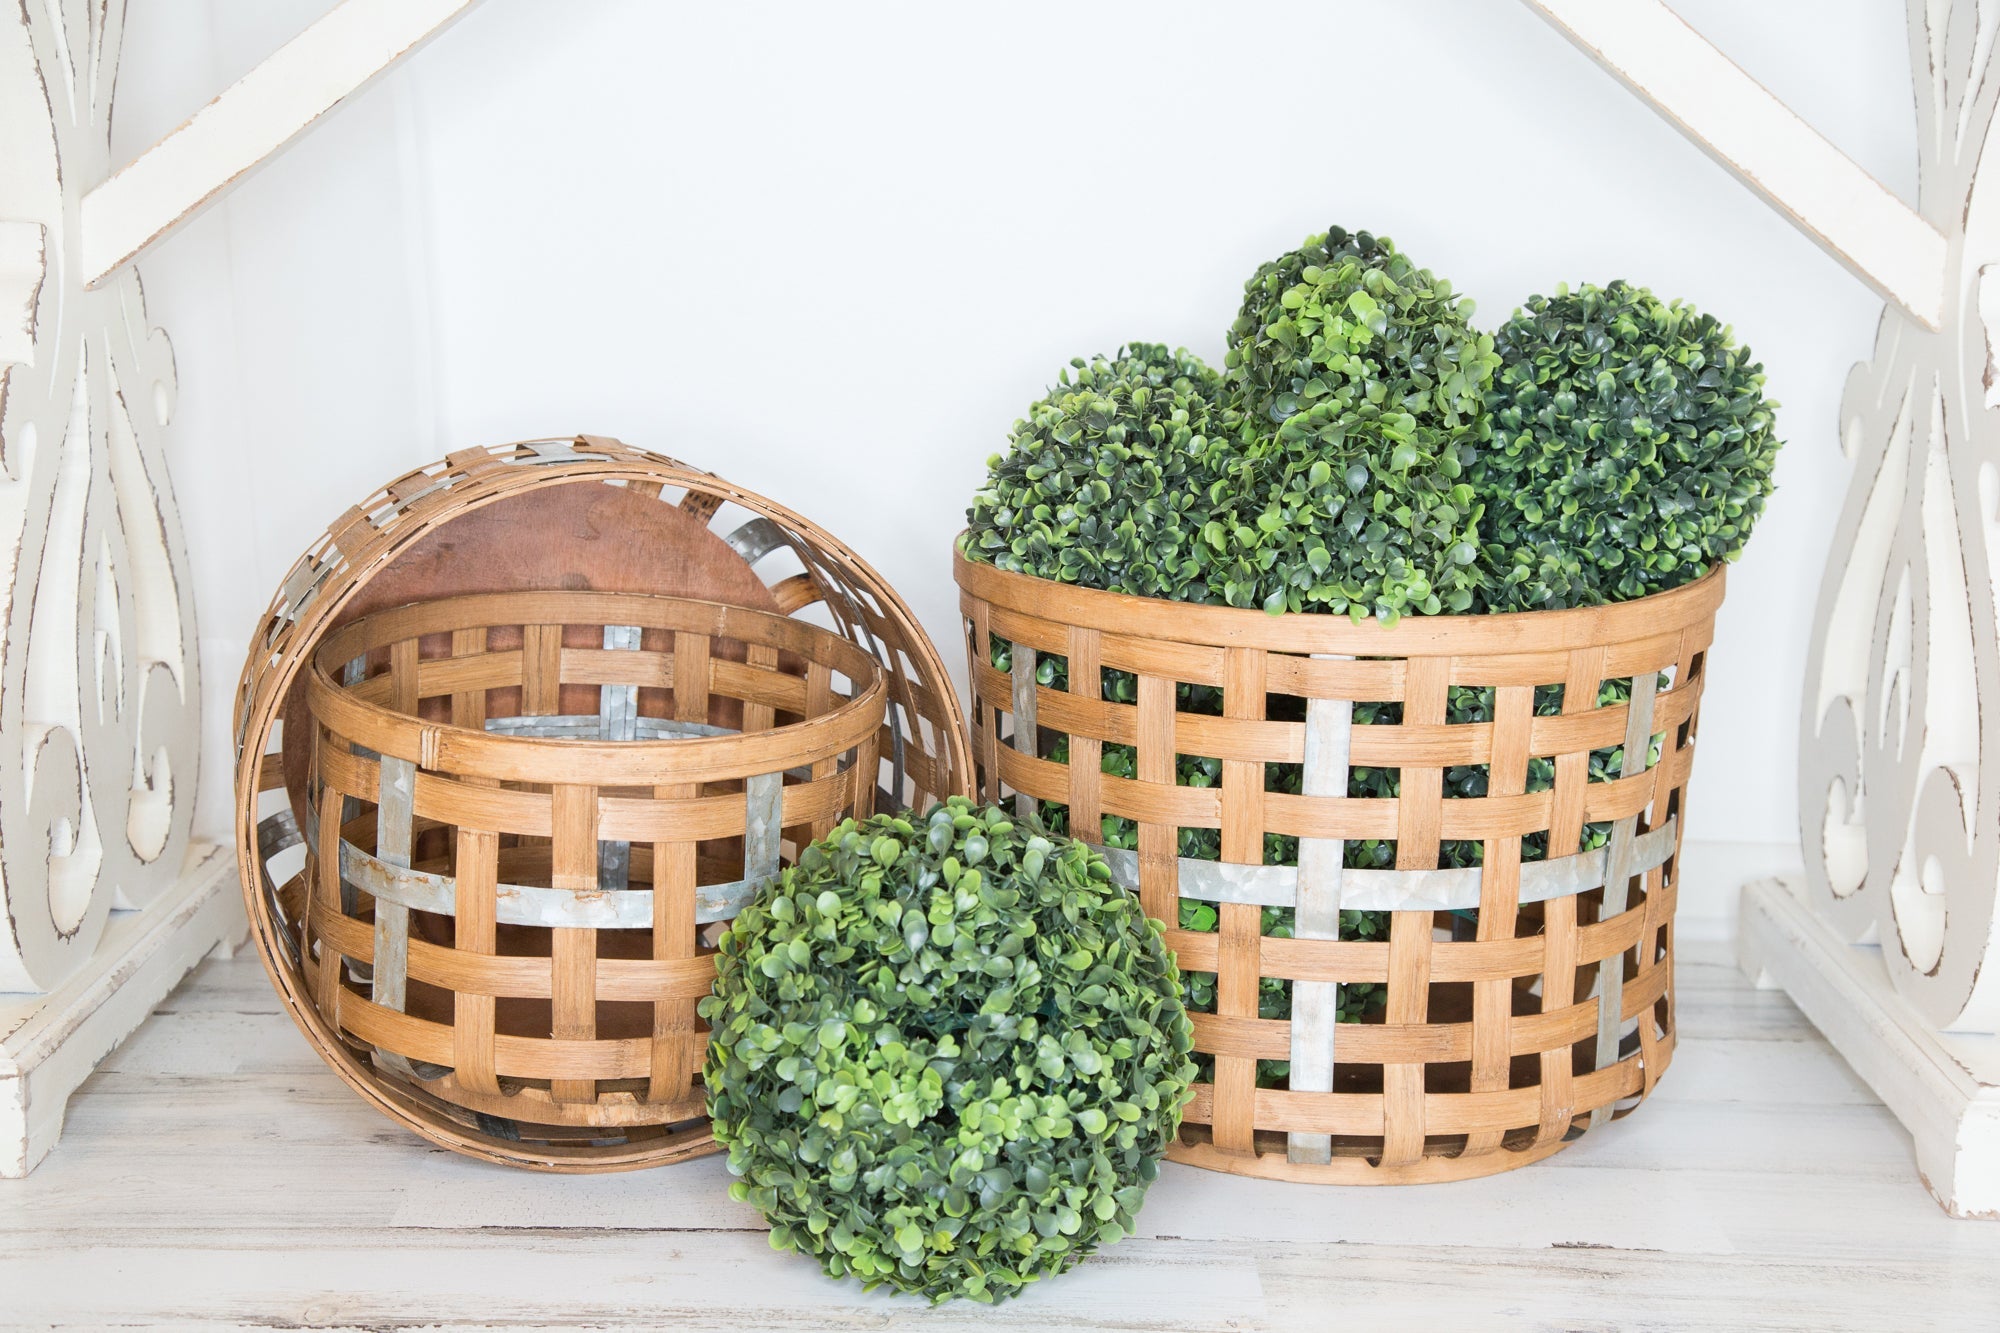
[[1524, 0, 2000, 1216], [0, 0, 477, 1177]]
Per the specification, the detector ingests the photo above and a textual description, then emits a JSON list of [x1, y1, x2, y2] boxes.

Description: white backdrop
[[116, 0, 1916, 936]]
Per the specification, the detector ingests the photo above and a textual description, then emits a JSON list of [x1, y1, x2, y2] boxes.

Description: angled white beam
[[76, 0, 478, 289], [1522, 0, 1947, 332]]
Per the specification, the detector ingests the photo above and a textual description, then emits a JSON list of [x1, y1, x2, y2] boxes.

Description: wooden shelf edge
[[1737, 876, 2000, 1220], [0, 846, 245, 1177]]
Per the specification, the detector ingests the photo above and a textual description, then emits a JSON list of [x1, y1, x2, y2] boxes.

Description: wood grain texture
[[956, 554, 1719, 1182], [10, 942, 1997, 1330], [260, 584, 883, 1169], [236, 442, 970, 1172]]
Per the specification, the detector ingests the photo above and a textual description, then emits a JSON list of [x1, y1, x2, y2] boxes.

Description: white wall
[[121, 0, 1917, 937]]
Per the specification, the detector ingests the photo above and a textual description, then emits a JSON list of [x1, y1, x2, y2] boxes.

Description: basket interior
[[256, 589, 883, 1156]]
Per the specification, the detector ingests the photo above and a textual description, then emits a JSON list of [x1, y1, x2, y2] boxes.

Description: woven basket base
[[1168, 1125, 1576, 1184]]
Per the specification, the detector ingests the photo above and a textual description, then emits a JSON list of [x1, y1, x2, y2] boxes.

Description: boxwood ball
[[964, 343, 1241, 603], [1218, 225, 1499, 622], [700, 798, 1196, 1304], [1477, 280, 1781, 609]]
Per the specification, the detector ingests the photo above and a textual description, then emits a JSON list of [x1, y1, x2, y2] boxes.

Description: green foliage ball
[[700, 798, 1196, 1305], [1477, 280, 1781, 609], [965, 343, 1243, 602], [1216, 226, 1499, 622]]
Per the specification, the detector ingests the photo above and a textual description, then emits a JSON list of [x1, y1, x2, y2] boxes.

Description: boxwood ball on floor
[[700, 798, 1196, 1304]]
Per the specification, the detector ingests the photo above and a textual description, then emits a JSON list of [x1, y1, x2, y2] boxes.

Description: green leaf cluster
[[963, 233, 1783, 621], [1217, 226, 1497, 620], [966, 344, 1246, 601], [1477, 280, 1780, 609], [700, 798, 1196, 1305]]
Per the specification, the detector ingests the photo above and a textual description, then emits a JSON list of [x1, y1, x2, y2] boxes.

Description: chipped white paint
[[75, 0, 478, 288], [0, 220, 44, 365], [0, 845, 237, 1178], [1787, 0, 2000, 1039], [0, 0, 478, 1175], [1740, 877, 2000, 1220], [1521, 0, 1948, 330], [1, 0, 199, 992]]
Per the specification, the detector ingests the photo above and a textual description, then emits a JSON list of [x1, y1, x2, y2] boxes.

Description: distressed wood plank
[[1519, 0, 1946, 328], [18, 946, 2000, 1333], [76, 0, 481, 287]]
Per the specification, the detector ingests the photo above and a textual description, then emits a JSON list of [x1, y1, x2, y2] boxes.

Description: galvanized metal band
[[1010, 645, 1039, 821], [258, 808, 302, 863], [723, 516, 788, 565], [1094, 817, 1677, 915], [597, 626, 641, 891], [370, 754, 418, 1079], [256, 809, 306, 971], [481, 714, 735, 741], [743, 770, 784, 885], [338, 840, 761, 930], [1288, 657, 1353, 1166], [1592, 671, 1661, 1126]]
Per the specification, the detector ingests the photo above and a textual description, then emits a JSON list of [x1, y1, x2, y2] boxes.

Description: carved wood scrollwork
[[1801, 2, 2000, 1031], [0, 2, 197, 990]]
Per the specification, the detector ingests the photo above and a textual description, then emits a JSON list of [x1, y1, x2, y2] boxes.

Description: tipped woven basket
[[235, 437, 968, 1170], [954, 544, 1723, 1183]]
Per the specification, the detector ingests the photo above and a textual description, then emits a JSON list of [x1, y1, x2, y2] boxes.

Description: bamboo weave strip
[[955, 547, 1720, 1185], [235, 447, 925, 1173]]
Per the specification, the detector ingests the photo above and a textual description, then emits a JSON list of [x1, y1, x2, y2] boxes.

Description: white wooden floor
[[4, 941, 1997, 1332]]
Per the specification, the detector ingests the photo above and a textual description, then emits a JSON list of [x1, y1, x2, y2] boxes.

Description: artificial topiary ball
[[1216, 226, 1499, 622], [1476, 280, 1781, 610], [965, 344, 1242, 603], [700, 798, 1196, 1305]]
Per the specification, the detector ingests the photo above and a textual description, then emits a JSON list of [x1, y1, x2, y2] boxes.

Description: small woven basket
[[954, 545, 1723, 1183], [236, 439, 967, 1170]]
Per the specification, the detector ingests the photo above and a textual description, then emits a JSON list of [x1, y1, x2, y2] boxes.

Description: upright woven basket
[[237, 438, 969, 1170], [955, 547, 1723, 1183]]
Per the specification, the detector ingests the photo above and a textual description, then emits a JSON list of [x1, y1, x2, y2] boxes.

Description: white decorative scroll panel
[[1526, 0, 2000, 1038], [1799, 1, 2000, 1033], [0, 1, 196, 991], [0, 0, 475, 994]]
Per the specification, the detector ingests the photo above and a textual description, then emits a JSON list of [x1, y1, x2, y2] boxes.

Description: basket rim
[[231, 439, 964, 1170], [952, 535, 1725, 654], [306, 589, 889, 786]]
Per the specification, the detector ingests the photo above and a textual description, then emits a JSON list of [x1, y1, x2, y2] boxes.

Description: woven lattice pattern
[[237, 437, 965, 819], [955, 548, 1723, 1183], [278, 590, 882, 1165], [236, 440, 964, 1170]]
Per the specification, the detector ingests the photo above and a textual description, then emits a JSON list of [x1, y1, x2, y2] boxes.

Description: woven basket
[[236, 438, 968, 1170], [954, 546, 1724, 1183]]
